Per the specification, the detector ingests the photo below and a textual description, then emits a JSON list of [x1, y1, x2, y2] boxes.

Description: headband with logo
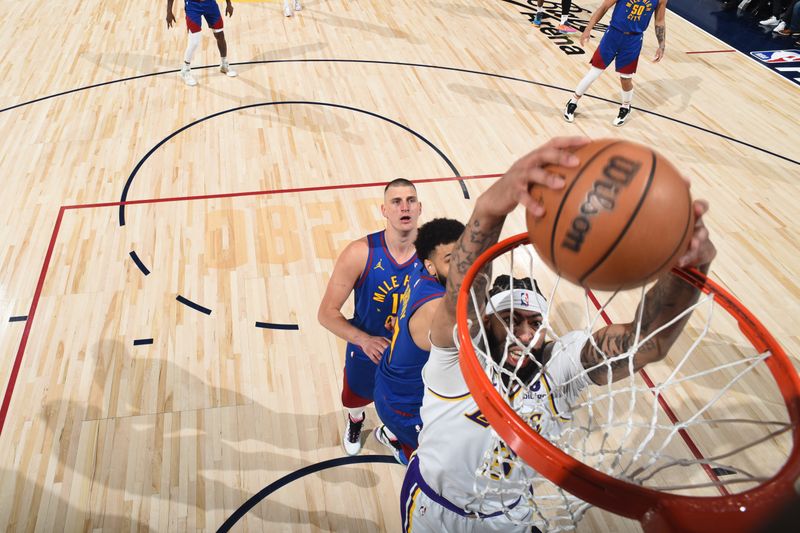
[[486, 289, 548, 316]]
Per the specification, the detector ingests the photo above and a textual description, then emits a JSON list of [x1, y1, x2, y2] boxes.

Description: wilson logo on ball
[[562, 156, 642, 253], [526, 139, 694, 291]]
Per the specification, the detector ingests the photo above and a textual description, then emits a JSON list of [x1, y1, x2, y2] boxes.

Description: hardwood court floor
[[0, 0, 798, 531]]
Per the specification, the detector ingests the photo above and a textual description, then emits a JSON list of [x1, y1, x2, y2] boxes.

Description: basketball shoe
[[374, 424, 408, 465], [342, 414, 365, 455], [284, 0, 293, 17], [759, 16, 779, 26], [563, 100, 577, 123], [180, 68, 197, 87], [220, 60, 237, 77], [613, 106, 631, 126], [294, 0, 302, 11], [557, 24, 579, 34], [533, 12, 542, 26]]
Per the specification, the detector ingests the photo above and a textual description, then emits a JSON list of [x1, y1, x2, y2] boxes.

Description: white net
[[457, 241, 793, 531]]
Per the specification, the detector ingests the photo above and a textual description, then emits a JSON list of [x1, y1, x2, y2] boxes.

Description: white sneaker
[[180, 68, 197, 87], [283, 1, 292, 16], [563, 100, 577, 123], [759, 16, 779, 26], [220, 63, 238, 77], [772, 21, 787, 33], [294, 0, 302, 11], [613, 106, 631, 126], [342, 414, 364, 455], [374, 425, 407, 465]]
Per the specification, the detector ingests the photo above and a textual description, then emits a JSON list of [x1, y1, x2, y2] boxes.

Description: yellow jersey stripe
[[427, 387, 471, 401]]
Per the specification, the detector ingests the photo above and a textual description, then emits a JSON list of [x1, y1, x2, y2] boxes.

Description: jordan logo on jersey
[[625, 0, 653, 22], [373, 259, 384, 271]]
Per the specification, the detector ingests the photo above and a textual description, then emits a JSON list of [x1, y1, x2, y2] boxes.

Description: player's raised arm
[[429, 137, 589, 349], [653, 0, 668, 62], [318, 239, 389, 363], [581, 200, 716, 385], [580, 0, 617, 47]]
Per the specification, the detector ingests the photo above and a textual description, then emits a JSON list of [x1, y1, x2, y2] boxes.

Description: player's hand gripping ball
[[526, 139, 694, 291]]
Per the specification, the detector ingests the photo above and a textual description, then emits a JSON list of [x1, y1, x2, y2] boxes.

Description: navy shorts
[[591, 26, 643, 74], [344, 342, 381, 401], [185, 0, 223, 33]]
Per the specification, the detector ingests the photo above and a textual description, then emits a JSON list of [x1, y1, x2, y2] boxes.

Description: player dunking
[[166, 0, 237, 87], [563, 0, 667, 126], [533, 0, 579, 33], [373, 218, 464, 464], [400, 137, 716, 531], [318, 179, 421, 455]]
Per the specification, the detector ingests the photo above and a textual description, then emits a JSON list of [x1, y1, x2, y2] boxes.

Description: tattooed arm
[[653, 0, 667, 62], [581, 200, 717, 385], [429, 137, 590, 348]]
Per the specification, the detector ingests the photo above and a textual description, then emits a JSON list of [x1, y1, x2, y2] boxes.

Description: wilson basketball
[[526, 139, 694, 291]]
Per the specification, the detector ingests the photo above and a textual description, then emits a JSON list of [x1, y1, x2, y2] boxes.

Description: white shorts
[[401, 456, 536, 533]]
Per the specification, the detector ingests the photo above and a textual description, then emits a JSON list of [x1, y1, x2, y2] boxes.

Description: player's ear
[[380, 203, 387, 218], [424, 259, 435, 276]]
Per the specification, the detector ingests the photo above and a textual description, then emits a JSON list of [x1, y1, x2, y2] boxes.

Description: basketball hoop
[[456, 232, 800, 532]]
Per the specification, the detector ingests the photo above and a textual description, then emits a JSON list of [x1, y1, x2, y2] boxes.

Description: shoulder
[[341, 235, 370, 259], [544, 330, 592, 364], [331, 236, 370, 276]]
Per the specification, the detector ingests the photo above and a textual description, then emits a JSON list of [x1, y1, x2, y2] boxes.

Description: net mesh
[[457, 241, 793, 531]]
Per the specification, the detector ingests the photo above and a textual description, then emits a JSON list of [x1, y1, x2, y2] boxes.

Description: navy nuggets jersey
[[610, 0, 659, 34], [351, 231, 418, 337], [374, 268, 444, 451], [380, 269, 444, 406]]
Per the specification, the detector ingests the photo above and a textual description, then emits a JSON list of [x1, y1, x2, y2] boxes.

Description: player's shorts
[[343, 342, 382, 402], [590, 26, 644, 75], [401, 456, 537, 533], [185, 0, 223, 33], [373, 387, 422, 451]]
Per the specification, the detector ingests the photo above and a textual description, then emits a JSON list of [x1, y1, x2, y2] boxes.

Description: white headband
[[486, 289, 548, 317]]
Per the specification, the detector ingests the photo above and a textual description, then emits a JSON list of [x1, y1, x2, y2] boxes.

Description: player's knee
[[186, 31, 202, 52]]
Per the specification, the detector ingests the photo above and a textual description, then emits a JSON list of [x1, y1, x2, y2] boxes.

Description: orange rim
[[456, 232, 800, 533]]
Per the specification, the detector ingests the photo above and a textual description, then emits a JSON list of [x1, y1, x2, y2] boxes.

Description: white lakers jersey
[[414, 330, 591, 516]]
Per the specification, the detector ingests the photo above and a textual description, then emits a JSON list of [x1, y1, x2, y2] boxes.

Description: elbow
[[317, 306, 328, 327]]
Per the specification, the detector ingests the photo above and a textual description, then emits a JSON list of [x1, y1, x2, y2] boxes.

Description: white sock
[[221, 56, 229, 67], [574, 67, 604, 99], [538, 6, 544, 13], [347, 409, 365, 421], [561, 15, 569, 25], [621, 89, 634, 108], [182, 61, 190, 72]]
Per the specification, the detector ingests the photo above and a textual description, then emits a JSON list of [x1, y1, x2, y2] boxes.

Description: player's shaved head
[[384, 178, 416, 195]]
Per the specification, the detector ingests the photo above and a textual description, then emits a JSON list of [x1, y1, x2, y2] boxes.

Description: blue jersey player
[[318, 179, 422, 455], [373, 218, 464, 464], [563, 0, 667, 126], [166, 0, 238, 86]]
